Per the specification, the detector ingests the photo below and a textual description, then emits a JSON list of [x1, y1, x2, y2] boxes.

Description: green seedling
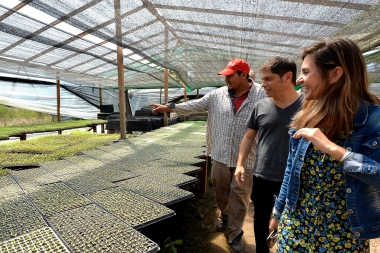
[[163, 237, 183, 253]]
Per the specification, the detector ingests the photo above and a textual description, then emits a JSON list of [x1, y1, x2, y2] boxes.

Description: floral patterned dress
[[277, 141, 370, 253]]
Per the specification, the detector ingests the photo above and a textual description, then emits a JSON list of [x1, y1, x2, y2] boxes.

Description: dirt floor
[[141, 169, 380, 253]]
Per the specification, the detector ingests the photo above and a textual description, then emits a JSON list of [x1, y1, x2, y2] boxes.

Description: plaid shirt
[[172, 83, 266, 168]]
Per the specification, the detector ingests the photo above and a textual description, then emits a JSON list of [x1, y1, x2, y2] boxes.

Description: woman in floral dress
[[269, 38, 380, 252]]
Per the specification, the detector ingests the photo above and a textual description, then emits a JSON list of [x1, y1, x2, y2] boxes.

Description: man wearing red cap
[[150, 58, 266, 253]]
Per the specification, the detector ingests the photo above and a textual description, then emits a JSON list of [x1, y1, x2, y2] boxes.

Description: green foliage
[[0, 105, 51, 127], [0, 131, 120, 167], [0, 168, 10, 177], [163, 237, 183, 253], [0, 119, 107, 139]]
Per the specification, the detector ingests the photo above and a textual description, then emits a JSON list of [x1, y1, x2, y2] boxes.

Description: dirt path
[[142, 176, 380, 253], [211, 201, 380, 253]]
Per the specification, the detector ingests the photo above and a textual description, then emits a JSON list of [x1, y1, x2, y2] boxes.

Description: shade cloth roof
[[0, 0, 379, 91]]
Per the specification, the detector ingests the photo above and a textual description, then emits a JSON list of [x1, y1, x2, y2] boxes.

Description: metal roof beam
[[152, 4, 344, 27], [165, 18, 318, 40], [281, 0, 372, 10], [175, 29, 302, 50]]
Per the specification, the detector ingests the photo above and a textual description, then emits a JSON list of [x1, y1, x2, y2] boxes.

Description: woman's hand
[[293, 128, 346, 159], [269, 218, 279, 232]]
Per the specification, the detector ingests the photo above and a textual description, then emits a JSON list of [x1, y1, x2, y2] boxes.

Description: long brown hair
[[291, 38, 380, 140]]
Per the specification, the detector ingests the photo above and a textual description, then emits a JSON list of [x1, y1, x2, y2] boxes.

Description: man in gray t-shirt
[[235, 57, 304, 253], [247, 94, 304, 181]]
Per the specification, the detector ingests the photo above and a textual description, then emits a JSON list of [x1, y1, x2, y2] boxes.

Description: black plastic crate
[[100, 104, 114, 113], [106, 120, 120, 131], [97, 113, 111, 120], [134, 110, 153, 117], [126, 118, 152, 132]]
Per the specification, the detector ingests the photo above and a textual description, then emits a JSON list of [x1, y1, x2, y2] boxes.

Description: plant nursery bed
[[0, 194, 47, 242], [132, 167, 198, 186], [81, 149, 124, 164], [117, 176, 193, 205], [11, 167, 60, 191], [0, 175, 24, 197], [27, 182, 92, 216], [96, 145, 134, 157], [40, 160, 85, 176], [0, 227, 70, 253], [87, 187, 175, 229], [83, 163, 137, 183], [63, 154, 106, 170], [59, 171, 116, 195], [48, 204, 159, 253], [145, 160, 202, 175]]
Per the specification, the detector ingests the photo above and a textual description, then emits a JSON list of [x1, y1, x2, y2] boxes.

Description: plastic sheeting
[[0, 78, 215, 119], [0, 80, 100, 119]]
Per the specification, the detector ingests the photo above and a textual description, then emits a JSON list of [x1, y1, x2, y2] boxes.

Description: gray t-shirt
[[246, 93, 304, 182]]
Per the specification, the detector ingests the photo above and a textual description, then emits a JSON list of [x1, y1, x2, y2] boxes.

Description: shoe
[[229, 231, 244, 253], [215, 219, 228, 232]]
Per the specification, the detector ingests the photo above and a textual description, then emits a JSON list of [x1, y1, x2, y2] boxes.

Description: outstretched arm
[[149, 104, 173, 114], [234, 128, 258, 187]]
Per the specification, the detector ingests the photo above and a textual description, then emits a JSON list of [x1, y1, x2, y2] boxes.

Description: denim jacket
[[273, 101, 380, 239]]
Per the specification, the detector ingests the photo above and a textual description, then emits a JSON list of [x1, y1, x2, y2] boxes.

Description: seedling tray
[[27, 182, 91, 216], [40, 160, 85, 176], [0, 227, 70, 253], [59, 171, 116, 195], [117, 176, 193, 205], [0, 175, 23, 198], [48, 204, 159, 253], [0, 194, 47, 242], [131, 167, 197, 186], [145, 161, 202, 174], [96, 145, 133, 157], [109, 155, 156, 168], [83, 164, 137, 183], [11, 167, 59, 192], [81, 149, 123, 164], [87, 187, 175, 229], [111, 139, 151, 148], [104, 159, 143, 172], [64, 154, 105, 170], [161, 155, 205, 165]]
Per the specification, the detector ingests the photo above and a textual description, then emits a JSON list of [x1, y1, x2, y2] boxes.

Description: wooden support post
[[164, 68, 169, 126], [183, 86, 187, 122], [20, 133, 27, 141], [114, 0, 126, 139], [99, 88, 105, 133], [56, 74, 61, 122], [92, 124, 97, 133]]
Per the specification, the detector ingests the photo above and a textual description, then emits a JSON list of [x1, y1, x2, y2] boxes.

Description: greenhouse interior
[[1, 0, 380, 252]]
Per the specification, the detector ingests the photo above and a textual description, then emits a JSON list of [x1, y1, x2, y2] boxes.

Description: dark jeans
[[251, 176, 282, 253]]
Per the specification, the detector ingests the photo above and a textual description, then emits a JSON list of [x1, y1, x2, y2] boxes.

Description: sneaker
[[215, 219, 228, 232], [229, 231, 244, 253]]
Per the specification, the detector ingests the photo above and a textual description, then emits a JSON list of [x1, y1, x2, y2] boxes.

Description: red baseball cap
[[218, 58, 250, 76]]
